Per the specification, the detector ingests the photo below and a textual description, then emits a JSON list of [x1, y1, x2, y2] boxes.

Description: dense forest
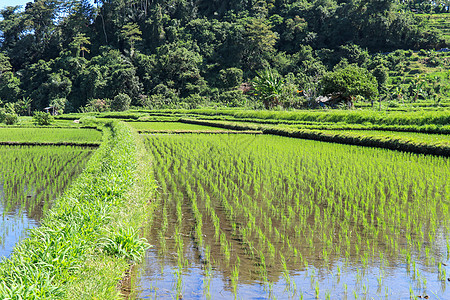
[[0, 0, 448, 114]]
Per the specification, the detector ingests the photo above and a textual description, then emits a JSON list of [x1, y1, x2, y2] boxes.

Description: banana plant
[[252, 68, 284, 109]]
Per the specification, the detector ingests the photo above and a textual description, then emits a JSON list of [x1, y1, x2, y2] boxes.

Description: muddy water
[[0, 146, 93, 259], [134, 135, 450, 299]]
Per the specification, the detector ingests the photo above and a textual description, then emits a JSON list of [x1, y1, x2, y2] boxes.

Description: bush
[[219, 68, 243, 88], [0, 108, 5, 123], [33, 111, 54, 126], [79, 99, 110, 113], [4, 113, 18, 125], [110, 93, 131, 112], [218, 90, 246, 107]]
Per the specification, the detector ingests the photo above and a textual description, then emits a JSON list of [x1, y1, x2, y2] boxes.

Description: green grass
[[0, 128, 102, 144]]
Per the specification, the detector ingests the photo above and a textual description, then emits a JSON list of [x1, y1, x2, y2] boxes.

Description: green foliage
[[3, 113, 18, 125], [321, 64, 379, 101], [101, 228, 150, 262], [0, 0, 446, 111], [0, 108, 5, 123], [120, 23, 142, 52], [252, 68, 284, 108], [79, 99, 110, 113], [218, 90, 247, 107], [33, 111, 54, 126], [219, 68, 243, 89], [110, 93, 131, 112], [69, 33, 91, 58]]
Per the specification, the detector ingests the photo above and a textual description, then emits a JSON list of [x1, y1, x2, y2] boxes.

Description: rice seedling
[[138, 133, 450, 299], [0, 128, 101, 145], [126, 121, 231, 132], [0, 145, 93, 257]]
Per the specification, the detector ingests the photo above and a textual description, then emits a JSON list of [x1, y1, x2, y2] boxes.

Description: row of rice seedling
[[140, 108, 450, 126], [178, 119, 450, 156], [324, 129, 450, 145], [184, 116, 450, 134], [0, 121, 156, 299], [264, 126, 450, 157], [0, 145, 93, 257], [126, 121, 231, 132], [140, 134, 450, 299], [0, 128, 102, 145]]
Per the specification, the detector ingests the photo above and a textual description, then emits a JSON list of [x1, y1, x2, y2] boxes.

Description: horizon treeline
[[0, 0, 447, 112]]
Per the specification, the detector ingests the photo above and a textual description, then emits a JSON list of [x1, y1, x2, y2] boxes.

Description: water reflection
[[135, 135, 450, 299], [0, 146, 93, 260]]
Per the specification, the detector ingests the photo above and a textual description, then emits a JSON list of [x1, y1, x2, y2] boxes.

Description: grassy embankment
[[0, 121, 156, 299]]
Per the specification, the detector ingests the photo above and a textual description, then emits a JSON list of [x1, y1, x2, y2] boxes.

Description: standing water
[[0, 145, 93, 259], [134, 134, 450, 299]]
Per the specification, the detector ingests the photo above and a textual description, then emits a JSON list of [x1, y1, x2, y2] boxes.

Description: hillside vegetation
[[0, 0, 449, 115]]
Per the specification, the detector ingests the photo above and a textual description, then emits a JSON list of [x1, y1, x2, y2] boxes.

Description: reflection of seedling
[[143, 132, 450, 299], [231, 256, 240, 297], [314, 281, 319, 299]]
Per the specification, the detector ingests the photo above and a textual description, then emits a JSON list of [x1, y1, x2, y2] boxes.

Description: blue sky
[[0, 0, 96, 10], [0, 0, 29, 9]]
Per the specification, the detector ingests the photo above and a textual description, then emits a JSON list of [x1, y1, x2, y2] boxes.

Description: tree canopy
[[0, 0, 445, 112], [320, 64, 379, 102]]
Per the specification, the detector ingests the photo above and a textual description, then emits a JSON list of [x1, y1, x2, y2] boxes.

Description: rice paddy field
[[127, 122, 231, 132], [0, 128, 102, 145], [134, 134, 450, 299], [321, 130, 450, 145], [0, 145, 93, 259]]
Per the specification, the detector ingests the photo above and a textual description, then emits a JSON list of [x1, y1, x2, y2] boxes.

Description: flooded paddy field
[[127, 122, 231, 133], [134, 134, 449, 299], [0, 145, 93, 258], [0, 128, 102, 144]]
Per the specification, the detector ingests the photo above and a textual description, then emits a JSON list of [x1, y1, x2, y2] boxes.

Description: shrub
[[219, 90, 246, 107], [0, 108, 6, 123], [110, 93, 131, 112], [219, 68, 244, 88], [4, 113, 18, 125], [33, 111, 54, 126], [79, 98, 110, 113]]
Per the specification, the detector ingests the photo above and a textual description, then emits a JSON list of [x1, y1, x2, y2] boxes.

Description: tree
[[320, 64, 379, 104], [219, 68, 243, 89], [240, 17, 278, 70], [252, 67, 284, 109], [120, 22, 142, 56], [110, 93, 131, 111], [69, 33, 91, 57]]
